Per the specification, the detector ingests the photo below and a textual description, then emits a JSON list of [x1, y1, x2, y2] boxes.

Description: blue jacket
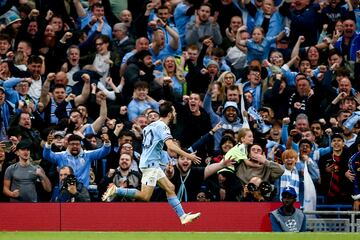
[[43, 142, 111, 188], [3, 77, 35, 108], [335, 32, 360, 61], [203, 92, 242, 151]]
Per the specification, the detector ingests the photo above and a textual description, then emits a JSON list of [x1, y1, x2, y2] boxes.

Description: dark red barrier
[[0, 203, 60, 231], [0, 202, 290, 231]]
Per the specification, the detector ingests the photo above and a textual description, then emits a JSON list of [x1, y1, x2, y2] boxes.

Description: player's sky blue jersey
[[140, 120, 172, 168]]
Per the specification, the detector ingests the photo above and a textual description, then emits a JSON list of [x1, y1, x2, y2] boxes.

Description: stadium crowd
[[0, 0, 359, 212]]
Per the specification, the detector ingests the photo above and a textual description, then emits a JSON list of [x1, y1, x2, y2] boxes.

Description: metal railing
[[304, 210, 360, 232]]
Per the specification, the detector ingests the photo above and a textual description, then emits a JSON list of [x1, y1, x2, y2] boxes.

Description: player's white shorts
[[140, 167, 166, 187]]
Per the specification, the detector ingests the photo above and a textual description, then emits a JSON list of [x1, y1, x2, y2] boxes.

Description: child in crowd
[[127, 81, 159, 121], [224, 128, 254, 172], [240, 26, 286, 63]]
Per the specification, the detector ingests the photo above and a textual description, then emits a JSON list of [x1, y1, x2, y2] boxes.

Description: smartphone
[[1, 141, 12, 153]]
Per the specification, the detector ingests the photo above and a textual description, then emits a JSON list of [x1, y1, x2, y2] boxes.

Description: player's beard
[[171, 113, 176, 125]]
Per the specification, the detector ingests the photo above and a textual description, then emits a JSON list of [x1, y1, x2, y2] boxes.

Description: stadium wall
[[0, 202, 287, 231]]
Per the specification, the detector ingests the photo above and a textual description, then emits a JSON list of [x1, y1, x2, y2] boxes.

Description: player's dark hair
[[159, 101, 173, 117]]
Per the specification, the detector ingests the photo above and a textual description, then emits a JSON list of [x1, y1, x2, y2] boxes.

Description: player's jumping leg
[[102, 183, 140, 202], [157, 176, 201, 225]]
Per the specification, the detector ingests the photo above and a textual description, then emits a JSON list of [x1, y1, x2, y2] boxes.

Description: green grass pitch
[[0, 232, 360, 240]]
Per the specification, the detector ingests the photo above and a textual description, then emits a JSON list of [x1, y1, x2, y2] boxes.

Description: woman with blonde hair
[[217, 71, 237, 89], [161, 55, 186, 101]]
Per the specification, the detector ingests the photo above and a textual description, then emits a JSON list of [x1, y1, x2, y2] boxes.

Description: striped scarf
[[279, 167, 300, 201]]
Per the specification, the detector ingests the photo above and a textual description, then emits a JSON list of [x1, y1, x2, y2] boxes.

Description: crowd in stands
[[0, 0, 359, 211]]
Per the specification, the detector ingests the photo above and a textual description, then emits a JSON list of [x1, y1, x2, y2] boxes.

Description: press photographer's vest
[[271, 208, 305, 232]]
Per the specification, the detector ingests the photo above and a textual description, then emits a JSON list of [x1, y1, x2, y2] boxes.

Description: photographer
[[241, 176, 275, 202], [52, 166, 90, 202]]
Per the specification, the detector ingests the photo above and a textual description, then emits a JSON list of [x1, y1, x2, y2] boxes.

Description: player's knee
[[142, 195, 151, 202], [168, 183, 175, 193], [138, 192, 151, 202], [165, 183, 175, 195]]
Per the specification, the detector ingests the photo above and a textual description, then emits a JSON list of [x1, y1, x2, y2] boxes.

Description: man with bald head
[[54, 71, 72, 95], [120, 10, 132, 27], [16, 40, 32, 63], [120, 37, 149, 76]]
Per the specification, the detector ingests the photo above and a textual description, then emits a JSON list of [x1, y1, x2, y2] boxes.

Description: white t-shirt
[[28, 78, 42, 102]]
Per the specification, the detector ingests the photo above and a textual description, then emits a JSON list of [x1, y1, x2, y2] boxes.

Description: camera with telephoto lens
[[61, 174, 77, 191], [259, 181, 273, 197], [247, 183, 258, 192]]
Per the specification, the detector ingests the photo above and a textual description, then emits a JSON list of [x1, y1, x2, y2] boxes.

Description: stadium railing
[[304, 210, 360, 232]]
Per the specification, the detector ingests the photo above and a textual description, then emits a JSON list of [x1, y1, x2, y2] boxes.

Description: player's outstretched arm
[[165, 139, 201, 164]]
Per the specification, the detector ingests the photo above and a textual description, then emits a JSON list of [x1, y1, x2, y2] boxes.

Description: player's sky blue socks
[[116, 187, 137, 198], [168, 196, 185, 217]]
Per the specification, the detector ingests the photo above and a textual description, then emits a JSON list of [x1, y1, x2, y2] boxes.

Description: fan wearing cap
[[2, 76, 34, 110], [203, 89, 243, 151], [205, 60, 220, 81], [2, 9, 21, 39], [270, 186, 306, 232], [318, 133, 353, 204], [3, 139, 52, 202], [51, 131, 66, 152]]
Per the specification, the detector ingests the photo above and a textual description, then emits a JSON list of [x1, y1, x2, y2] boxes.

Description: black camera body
[[247, 183, 258, 192], [61, 174, 77, 191]]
